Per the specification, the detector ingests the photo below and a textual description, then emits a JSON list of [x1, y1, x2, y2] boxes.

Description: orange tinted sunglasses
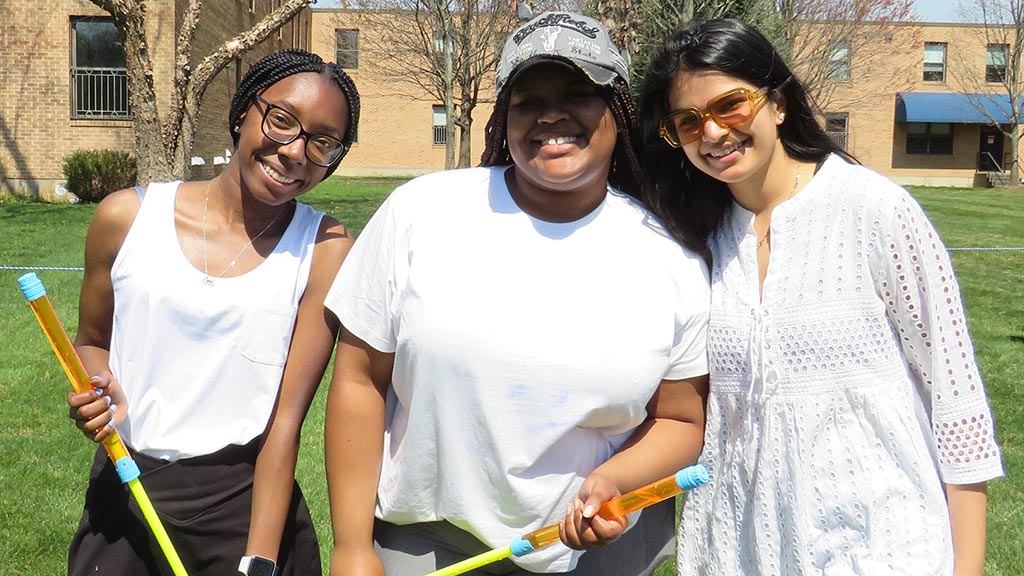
[[659, 86, 770, 147]]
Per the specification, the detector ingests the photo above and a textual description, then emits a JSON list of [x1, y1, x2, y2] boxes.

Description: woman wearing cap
[[65, 50, 359, 575], [324, 11, 710, 576]]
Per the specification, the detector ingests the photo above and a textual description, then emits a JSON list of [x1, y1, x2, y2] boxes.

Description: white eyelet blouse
[[677, 155, 1003, 575]]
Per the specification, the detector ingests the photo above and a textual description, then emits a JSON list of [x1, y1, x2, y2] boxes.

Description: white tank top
[[108, 181, 324, 460]]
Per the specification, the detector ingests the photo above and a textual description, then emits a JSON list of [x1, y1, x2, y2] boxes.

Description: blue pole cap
[[675, 463, 710, 491], [17, 272, 46, 302], [115, 457, 141, 483], [510, 537, 535, 557]]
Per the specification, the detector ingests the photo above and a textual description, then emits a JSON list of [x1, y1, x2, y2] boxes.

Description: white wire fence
[[3, 247, 1022, 273]]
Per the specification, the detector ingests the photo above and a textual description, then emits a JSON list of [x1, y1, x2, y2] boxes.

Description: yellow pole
[[18, 273, 190, 576], [424, 545, 513, 576], [424, 464, 709, 576]]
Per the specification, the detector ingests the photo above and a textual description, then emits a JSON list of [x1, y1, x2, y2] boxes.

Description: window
[[71, 18, 130, 119], [827, 40, 851, 81], [335, 29, 359, 69], [987, 44, 1008, 83], [432, 105, 447, 145], [825, 113, 849, 150], [906, 122, 952, 155], [923, 43, 946, 82]]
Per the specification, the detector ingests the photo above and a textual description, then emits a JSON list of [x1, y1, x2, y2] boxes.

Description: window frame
[[70, 16, 131, 120], [825, 112, 849, 150], [827, 40, 851, 82], [923, 42, 946, 82], [432, 105, 447, 146], [986, 43, 1008, 83], [335, 29, 359, 70], [905, 122, 953, 155]]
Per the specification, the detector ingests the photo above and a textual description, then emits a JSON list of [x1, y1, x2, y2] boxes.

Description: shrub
[[61, 150, 138, 203]]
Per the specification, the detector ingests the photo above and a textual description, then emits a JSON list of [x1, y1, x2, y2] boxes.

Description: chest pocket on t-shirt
[[234, 304, 298, 366]]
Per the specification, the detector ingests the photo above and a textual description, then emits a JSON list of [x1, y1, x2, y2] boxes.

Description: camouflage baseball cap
[[495, 11, 630, 96]]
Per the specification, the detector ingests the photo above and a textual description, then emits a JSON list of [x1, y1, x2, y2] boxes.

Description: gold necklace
[[756, 166, 803, 249], [201, 183, 284, 286]]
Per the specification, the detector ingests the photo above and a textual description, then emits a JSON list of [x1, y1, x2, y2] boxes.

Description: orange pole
[[18, 272, 189, 576], [425, 464, 709, 576]]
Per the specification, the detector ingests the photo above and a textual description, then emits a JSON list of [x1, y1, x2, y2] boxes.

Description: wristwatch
[[238, 555, 278, 576]]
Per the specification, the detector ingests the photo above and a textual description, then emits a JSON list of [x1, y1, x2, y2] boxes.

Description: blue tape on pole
[[17, 272, 46, 301], [675, 464, 710, 491], [510, 538, 535, 557], [115, 457, 141, 483]]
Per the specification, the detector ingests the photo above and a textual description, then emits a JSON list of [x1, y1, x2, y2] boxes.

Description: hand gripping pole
[[425, 463, 710, 576], [18, 273, 189, 576]]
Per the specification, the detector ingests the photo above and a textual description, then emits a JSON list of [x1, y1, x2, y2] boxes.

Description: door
[[978, 126, 1004, 171]]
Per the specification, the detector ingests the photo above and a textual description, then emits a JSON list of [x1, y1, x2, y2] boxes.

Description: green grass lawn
[[0, 182, 1020, 575]]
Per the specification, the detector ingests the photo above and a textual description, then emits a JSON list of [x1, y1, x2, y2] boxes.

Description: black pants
[[68, 440, 321, 576]]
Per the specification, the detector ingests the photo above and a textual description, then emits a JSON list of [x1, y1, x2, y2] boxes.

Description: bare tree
[[93, 0, 312, 183], [335, 1, 517, 169], [592, 0, 640, 65], [780, 0, 917, 112], [588, 0, 915, 111], [590, 0, 781, 84], [950, 0, 1024, 184]]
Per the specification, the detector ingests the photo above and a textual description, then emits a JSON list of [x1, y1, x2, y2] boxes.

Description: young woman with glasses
[[65, 49, 359, 576], [638, 17, 1003, 576], [323, 11, 710, 576]]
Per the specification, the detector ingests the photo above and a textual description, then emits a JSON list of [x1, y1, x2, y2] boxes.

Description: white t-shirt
[[326, 166, 709, 573], [678, 155, 1003, 575]]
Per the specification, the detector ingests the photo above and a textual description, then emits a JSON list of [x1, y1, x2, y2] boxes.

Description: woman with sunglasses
[[65, 49, 359, 576], [638, 18, 1002, 576], [324, 11, 709, 576]]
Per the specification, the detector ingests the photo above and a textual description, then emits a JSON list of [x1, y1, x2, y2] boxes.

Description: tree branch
[[175, 0, 312, 172], [164, 0, 204, 150]]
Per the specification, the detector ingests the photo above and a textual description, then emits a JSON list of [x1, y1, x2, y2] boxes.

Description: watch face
[[248, 557, 276, 576]]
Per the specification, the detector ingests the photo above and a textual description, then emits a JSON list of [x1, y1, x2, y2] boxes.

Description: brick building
[[310, 12, 1024, 187], [308, 8, 496, 177], [816, 21, 1023, 187], [4, 8, 1022, 195], [0, 0, 311, 199]]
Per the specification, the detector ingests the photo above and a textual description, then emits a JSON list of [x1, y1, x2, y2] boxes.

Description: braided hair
[[229, 49, 360, 179], [480, 75, 645, 202]]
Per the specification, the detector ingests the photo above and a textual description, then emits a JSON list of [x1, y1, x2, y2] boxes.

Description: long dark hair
[[480, 74, 644, 201], [229, 49, 361, 180], [639, 18, 851, 262]]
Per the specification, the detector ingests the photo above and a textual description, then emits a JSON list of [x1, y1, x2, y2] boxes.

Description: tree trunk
[[113, 1, 174, 183], [457, 114, 473, 168], [93, 0, 313, 183], [442, 30, 456, 170], [1010, 120, 1020, 185]]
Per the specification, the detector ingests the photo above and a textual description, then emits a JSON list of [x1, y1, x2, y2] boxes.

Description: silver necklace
[[201, 183, 284, 286]]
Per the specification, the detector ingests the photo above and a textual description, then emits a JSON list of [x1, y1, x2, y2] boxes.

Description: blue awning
[[895, 92, 1015, 124]]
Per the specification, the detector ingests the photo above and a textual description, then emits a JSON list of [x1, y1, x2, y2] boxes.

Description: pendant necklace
[[756, 165, 803, 249], [201, 183, 284, 286]]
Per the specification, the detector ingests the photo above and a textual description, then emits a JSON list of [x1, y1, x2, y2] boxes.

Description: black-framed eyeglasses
[[255, 95, 347, 167]]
